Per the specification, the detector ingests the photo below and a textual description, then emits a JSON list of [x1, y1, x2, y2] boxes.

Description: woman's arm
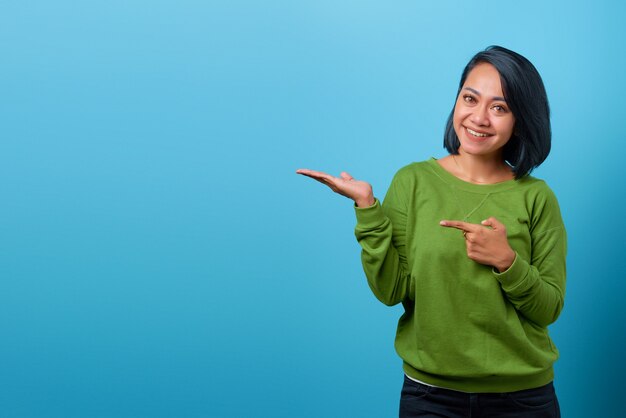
[[495, 185, 567, 327], [296, 168, 412, 306], [492, 225, 566, 327], [441, 185, 567, 327], [354, 174, 412, 306]]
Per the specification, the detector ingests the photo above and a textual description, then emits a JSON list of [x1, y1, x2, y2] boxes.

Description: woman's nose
[[471, 106, 490, 126]]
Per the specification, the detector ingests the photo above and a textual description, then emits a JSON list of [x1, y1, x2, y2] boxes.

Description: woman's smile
[[464, 126, 492, 138]]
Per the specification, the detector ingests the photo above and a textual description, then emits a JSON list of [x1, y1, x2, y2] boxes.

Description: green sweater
[[354, 158, 567, 393]]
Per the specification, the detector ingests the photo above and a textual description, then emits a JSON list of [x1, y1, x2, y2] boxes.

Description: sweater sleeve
[[493, 185, 567, 327], [354, 173, 411, 306]]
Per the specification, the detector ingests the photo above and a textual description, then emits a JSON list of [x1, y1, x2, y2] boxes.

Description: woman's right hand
[[296, 169, 375, 207]]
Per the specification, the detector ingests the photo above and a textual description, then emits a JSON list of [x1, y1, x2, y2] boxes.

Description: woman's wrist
[[495, 249, 516, 273], [355, 196, 376, 208]]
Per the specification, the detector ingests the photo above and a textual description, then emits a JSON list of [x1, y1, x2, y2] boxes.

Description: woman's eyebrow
[[463, 87, 506, 102]]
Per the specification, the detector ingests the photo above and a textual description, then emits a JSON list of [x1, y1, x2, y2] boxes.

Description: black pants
[[400, 375, 561, 418]]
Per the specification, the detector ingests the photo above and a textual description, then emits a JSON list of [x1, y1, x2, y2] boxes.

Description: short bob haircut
[[443, 45, 551, 179]]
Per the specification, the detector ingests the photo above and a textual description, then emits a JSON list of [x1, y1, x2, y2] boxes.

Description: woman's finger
[[297, 168, 350, 195], [296, 169, 336, 182], [339, 171, 354, 181], [297, 168, 374, 205], [481, 217, 505, 231], [439, 220, 481, 233], [295, 168, 330, 177]]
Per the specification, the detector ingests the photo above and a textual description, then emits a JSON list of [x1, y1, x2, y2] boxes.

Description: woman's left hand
[[439, 217, 516, 273]]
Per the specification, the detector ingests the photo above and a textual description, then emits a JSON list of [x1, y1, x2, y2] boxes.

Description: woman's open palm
[[296, 169, 375, 207]]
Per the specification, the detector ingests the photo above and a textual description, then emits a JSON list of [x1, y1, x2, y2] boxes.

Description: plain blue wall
[[1, 1, 624, 417]]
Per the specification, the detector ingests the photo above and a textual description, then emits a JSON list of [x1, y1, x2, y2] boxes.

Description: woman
[[297, 46, 566, 417]]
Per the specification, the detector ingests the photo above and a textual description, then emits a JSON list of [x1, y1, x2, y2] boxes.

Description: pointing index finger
[[439, 220, 482, 232]]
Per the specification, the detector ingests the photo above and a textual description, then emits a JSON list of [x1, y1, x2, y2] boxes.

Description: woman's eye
[[492, 105, 507, 113], [463, 95, 475, 103]]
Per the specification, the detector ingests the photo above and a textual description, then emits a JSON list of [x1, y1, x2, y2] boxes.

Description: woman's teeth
[[467, 128, 489, 137]]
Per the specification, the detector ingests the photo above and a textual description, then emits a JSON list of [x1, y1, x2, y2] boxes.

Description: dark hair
[[443, 45, 551, 179]]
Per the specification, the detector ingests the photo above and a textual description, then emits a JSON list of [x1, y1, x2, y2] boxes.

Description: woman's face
[[453, 63, 516, 159]]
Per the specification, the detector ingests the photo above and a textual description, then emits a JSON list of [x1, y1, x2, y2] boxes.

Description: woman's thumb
[[340, 172, 354, 181]]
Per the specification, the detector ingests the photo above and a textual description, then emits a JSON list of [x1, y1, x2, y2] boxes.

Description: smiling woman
[[297, 46, 565, 418], [443, 46, 552, 181], [453, 64, 516, 163]]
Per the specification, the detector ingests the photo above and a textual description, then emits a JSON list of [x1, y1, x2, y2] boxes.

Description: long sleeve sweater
[[354, 158, 567, 393]]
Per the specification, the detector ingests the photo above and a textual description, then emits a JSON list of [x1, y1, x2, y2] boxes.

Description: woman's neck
[[449, 151, 514, 184]]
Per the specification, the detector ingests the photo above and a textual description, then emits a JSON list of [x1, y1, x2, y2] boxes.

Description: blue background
[[1, 1, 624, 417]]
